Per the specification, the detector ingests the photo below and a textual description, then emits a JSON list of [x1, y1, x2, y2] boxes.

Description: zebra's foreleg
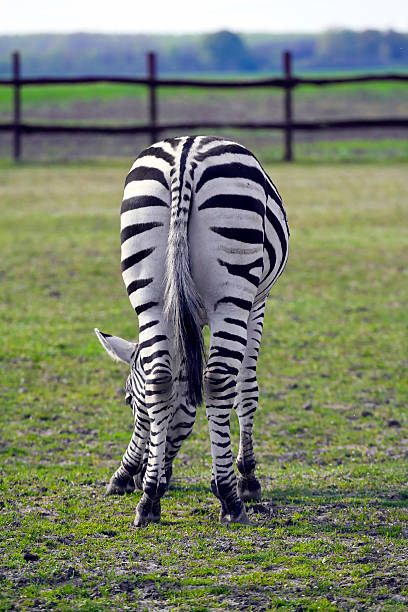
[[133, 443, 149, 491], [163, 373, 197, 485], [133, 399, 186, 493], [235, 301, 266, 503], [106, 402, 150, 496], [204, 322, 250, 525], [165, 402, 196, 467], [133, 402, 187, 492], [134, 371, 173, 527]]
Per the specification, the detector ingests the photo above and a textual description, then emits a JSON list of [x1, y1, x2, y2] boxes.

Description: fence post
[[283, 50, 293, 162], [12, 51, 21, 162], [147, 52, 159, 144]]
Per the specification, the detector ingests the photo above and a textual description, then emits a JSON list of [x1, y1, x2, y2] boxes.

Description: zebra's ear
[[94, 328, 136, 365]]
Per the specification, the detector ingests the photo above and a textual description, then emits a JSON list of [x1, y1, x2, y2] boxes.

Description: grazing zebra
[[95, 135, 289, 527]]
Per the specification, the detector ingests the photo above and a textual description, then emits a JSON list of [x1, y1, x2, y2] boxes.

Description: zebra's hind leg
[[204, 316, 251, 526], [235, 300, 266, 503], [163, 373, 197, 488]]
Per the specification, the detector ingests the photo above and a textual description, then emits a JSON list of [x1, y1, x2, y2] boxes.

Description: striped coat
[[96, 135, 289, 526]]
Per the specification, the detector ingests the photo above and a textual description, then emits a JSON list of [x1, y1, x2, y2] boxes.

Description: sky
[[2, 0, 408, 34]]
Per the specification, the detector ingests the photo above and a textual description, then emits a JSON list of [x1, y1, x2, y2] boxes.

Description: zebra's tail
[[164, 140, 204, 407]]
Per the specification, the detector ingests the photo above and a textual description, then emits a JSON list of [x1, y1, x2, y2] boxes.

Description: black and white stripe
[[96, 135, 289, 526]]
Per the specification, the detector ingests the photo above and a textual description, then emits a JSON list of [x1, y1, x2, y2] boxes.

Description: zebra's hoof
[[219, 497, 252, 526], [237, 475, 262, 502], [134, 496, 161, 527], [219, 505, 251, 526], [125, 479, 136, 494], [105, 475, 135, 496]]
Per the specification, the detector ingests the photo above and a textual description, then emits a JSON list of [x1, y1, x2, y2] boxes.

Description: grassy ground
[[0, 80, 407, 112], [0, 161, 407, 611]]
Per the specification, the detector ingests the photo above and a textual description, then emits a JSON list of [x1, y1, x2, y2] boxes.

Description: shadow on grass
[[155, 482, 408, 534], [166, 479, 408, 508], [264, 485, 408, 508]]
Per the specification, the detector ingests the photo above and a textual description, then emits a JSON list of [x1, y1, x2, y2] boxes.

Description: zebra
[[95, 135, 289, 527]]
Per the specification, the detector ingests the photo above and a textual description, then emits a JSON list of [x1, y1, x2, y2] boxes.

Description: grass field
[[0, 161, 407, 611], [0, 79, 407, 111]]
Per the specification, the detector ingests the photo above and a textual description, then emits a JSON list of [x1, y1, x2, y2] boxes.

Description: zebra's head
[[94, 328, 142, 410]]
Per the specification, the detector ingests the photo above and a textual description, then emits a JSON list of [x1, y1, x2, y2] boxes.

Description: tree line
[[0, 29, 407, 77]]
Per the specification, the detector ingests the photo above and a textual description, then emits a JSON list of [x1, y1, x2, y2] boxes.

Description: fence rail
[[1, 50, 407, 161]]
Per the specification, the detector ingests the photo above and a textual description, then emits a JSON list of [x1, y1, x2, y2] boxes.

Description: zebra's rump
[[120, 135, 289, 402], [120, 135, 288, 313]]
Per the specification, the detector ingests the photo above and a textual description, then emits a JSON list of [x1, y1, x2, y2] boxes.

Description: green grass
[[0, 161, 407, 610], [258, 138, 408, 163], [0, 83, 149, 112], [0, 79, 407, 113]]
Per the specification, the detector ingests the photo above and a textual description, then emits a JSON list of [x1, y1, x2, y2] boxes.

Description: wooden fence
[[1, 50, 408, 161]]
